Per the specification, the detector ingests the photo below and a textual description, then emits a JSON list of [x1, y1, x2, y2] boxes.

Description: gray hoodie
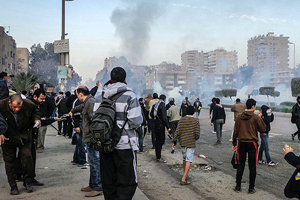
[[102, 82, 143, 151]]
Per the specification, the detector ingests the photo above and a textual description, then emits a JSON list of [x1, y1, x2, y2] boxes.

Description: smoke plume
[[110, 0, 165, 64]]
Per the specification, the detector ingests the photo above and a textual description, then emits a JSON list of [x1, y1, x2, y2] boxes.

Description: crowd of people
[[0, 68, 300, 199]]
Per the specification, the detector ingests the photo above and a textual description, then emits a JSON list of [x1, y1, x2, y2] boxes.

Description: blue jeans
[[258, 133, 271, 163], [87, 143, 102, 191], [73, 132, 86, 165]]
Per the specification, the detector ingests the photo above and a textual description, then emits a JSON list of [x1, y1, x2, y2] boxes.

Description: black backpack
[[90, 90, 128, 153]]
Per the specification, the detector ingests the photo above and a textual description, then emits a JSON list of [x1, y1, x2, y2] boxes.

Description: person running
[[258, 105, 278, 166], [232, 98, 266, 194], [173, 106, 200, 185]]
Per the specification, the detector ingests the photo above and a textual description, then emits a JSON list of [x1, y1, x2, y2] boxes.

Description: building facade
[[104, 56, 131, 72], [0, 26, 17, 75], [16, 47, 29, 73], [248, 32, 291, 86]]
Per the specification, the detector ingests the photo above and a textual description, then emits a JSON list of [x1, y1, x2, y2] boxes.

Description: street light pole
[[60, 0, 73, 91], [60, 0, 65, 66]]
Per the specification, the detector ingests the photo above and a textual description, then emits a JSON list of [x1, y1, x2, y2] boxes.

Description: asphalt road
[[193, 108, 297, 199]]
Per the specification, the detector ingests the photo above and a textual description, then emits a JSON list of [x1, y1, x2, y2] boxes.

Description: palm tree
[[11, 72, 37, 93]]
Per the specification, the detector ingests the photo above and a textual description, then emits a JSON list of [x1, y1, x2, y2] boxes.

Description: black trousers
[[16, 138, 37, 179], [2, 139, 34, 187], [148, 119, 155, 147], [155, 124, 166, 160], [236, 141, 257, 189], [100, 149, 138, 200], [284, 169, 300, 199], [293, 120, 300, 139]]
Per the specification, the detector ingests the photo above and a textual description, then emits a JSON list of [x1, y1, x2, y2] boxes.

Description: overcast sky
[[1, 0, 299, 81]]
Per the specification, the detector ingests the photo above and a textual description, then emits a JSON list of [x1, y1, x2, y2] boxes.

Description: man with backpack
[[99, 67, 143, 200], [69, 86, 103, 197]]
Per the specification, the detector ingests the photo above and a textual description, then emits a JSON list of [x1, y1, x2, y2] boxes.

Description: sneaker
[[156, 158, 167, 163], [258, 160, 266, 164], [234, 185, 241, 193], [23, 182, 33, 193], [81, 186, 93, 192], [292, 134, 295, 141], [268, 161, 278, 166], [248, 188, 256, 194], [10, 185, 19, 195], [85, 190, 103, 197], [229, 139, 233, 142]]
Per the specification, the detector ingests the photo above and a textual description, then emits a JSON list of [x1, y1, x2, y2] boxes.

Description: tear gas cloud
[[110, 0, 166, 64]]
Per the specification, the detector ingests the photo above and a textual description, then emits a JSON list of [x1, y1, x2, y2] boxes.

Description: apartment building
[[0, 26, 17, 75], [16, 47, 29, 73], [248, 32, 291, 86], [104, 56, 131, 72]]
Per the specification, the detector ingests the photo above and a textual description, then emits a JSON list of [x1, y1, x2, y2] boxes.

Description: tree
[[291, 78, 300, 97], [29, 42, 81, 92], [259, 87, 275, 106], [215, 90, 223, 97], [271, 91, 280, 104], [11, 72, 37, 93], [222, 89, 237, 101]]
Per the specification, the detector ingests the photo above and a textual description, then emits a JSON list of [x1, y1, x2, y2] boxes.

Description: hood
[[260, 105, 269, 117], [102, 82, 132, 99], [240, 110, 254, 120]]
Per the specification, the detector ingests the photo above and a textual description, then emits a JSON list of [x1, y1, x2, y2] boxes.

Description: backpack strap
[[109, 90, 130, 101], [108, 90, 130, 130]]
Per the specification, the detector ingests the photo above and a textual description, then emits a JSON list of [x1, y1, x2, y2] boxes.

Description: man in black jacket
[[56, 92, 70, 137], [17, 89, 61, 186], [0, 72, 9, 100], [0, 94, 41, 195], [151, 94, 171, 163]]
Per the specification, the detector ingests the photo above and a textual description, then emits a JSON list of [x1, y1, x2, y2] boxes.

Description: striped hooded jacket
[[102, 82, 143, 151]]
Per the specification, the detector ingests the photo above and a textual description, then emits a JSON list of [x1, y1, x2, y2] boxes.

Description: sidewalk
[[0, 125, 149, 200]]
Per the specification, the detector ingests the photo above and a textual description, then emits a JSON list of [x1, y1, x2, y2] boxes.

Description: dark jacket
[[292, 103, 300, 121], [232, 111, 266, 146], [140, 105, 148, 126], [193, 101, 202, 112], [211, 104, 226, 123], [0, 98, 39, 144], [261, 105, 274, 133], [29, 97, 55, 126], [56, 97, 69, 114], [0, 79, 9, 101], [72, 99, 83, 129], [151, 100, 170, 129], [180, 103, 188, 117], [209, 102, 216, 115], [70, 95, 95, 143], [0, 112, 7, 134]]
